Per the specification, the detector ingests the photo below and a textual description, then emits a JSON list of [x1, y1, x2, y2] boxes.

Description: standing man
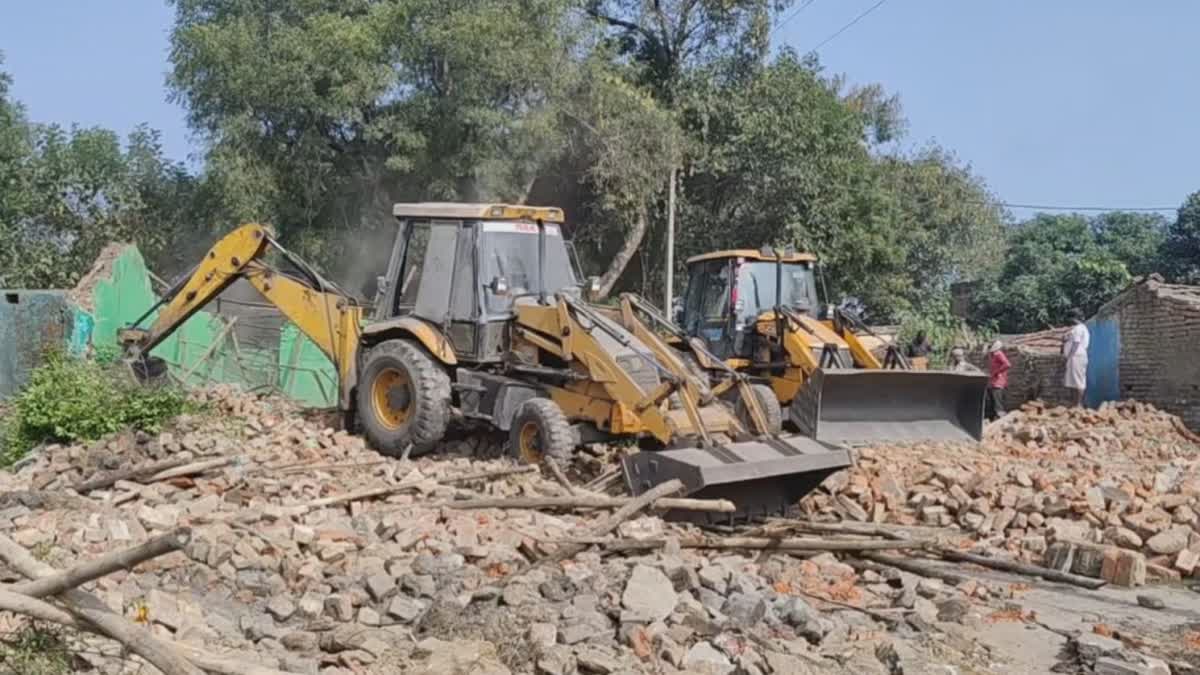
[[1062, 308, 1090, 407], [950, 347, 980, 373], [987, 340, 1010, 421], [906, 330, 933, 370]]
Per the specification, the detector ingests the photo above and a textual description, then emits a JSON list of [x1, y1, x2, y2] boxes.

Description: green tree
[[667, 52, 1003, 320], [168, 0, 586, 257], [973, 214, 1130, 333], [0, 53, 200, 288], [584, 0, 785, 100], [1161, 192, 1200, 282], [1091, 211, 1166, 278]]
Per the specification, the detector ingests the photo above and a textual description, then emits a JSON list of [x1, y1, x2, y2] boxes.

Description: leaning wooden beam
[[438, 494, 736, 514], [543, 457, 577, 496], [543, 479, 685, 566], [0, 533, 203, 675], [569, 536, 928, 553], [934, 548, 1106, 590], [9, 529, 191, 599], [73, 455, 197, 494], [0, 589, 299, 675]]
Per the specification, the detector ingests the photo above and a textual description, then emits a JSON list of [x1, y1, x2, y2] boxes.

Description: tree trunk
[[596, 204, 649, 299]]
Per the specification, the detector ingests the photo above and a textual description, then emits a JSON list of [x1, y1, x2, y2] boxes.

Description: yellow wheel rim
[[371, 367, 412, 431], [517, 421, 542, 464]]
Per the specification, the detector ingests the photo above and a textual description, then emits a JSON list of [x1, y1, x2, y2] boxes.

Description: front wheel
[[508, 399, 576, 464], [356, 339, 451, 456], [736, 383, 783, 435]]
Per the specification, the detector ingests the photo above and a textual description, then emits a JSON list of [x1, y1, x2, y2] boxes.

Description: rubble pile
[[0, 385, 993, 675], [811, 400, 1200, 588]]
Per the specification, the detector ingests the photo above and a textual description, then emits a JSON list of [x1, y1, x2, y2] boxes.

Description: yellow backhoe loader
[[676, 247, 987, 445], [118, 204, 850, 519]]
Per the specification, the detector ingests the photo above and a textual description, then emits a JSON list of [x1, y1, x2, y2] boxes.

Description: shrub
[[0, 624, 74, 675], [1, 352, 192, 466]]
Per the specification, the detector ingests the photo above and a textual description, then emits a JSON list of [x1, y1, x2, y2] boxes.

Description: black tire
[[737, 383, 783, 435], [356, 339, 451, 456], [508, 398, 576, 464]]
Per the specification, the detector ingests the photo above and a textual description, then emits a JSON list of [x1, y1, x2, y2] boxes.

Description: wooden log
[[775, 518, 957, 541], [10, 529, 191, 599], [543, 457, 577, 496], [544, 480, 684, 564], [0, 589, 300, 675], [569, 536, 928, 553], [73, 455, 196, 494], [0, 533, 203, 675], [305, 465, 539, 510], [934, 548, 1106, 589], [437, 494, 736, 514], [145, 456, 238, 483], [853, 552, 970, 586]]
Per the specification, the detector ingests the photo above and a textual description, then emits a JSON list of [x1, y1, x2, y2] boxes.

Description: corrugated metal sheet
[[0, 290, 76, 399], [1086, 316, 1120, 408]]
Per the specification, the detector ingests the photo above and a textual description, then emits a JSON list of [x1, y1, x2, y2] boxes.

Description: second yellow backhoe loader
[[118, 204, 849, 519], [676, 247, 988, 445]]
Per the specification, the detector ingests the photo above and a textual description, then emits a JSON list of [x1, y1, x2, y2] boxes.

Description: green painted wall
[[81, 247, 338, 407]]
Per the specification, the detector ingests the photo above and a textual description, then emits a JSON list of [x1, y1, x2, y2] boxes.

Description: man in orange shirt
[[987, 339, 1010, 421]]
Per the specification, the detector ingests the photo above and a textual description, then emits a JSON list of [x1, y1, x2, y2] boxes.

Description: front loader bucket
[[621, 436, 851, 523], [790, 369, 987, 446]]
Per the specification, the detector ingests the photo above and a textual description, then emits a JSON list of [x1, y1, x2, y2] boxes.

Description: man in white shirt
[[1062, 308, 1090, 407]]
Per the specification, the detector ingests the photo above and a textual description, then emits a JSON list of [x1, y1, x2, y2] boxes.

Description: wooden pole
[[437, 494, 736, 514], [0, 533, 203, 675], [664, 165, 677, 313], [10, 529, 191, 599], [73, 455, 197, 494], [935, 548, 1106, 590], [566, 536, 928, 553], [145, 456, 238, 483]]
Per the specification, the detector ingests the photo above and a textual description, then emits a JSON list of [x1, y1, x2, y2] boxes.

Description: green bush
[[895, 293, 993, 368], [0, 624, 74, 675], [0, 352, 192, 467]]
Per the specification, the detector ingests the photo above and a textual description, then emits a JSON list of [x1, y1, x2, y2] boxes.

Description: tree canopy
[[2, 6, 1196, 338]]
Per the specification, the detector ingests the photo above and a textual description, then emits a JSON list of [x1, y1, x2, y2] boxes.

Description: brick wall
[[969, 348, 1073, 410], [1108, 283, 1200, 430]]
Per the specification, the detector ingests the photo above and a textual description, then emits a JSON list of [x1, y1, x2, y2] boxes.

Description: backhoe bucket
[[790, 369, 987, 446], [621, 436, 851, 523]]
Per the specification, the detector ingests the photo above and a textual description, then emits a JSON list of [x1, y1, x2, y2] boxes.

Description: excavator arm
[[118, 223, 364, 406]]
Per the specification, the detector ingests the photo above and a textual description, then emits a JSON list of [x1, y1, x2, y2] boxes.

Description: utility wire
[[992, 202, 1177, 213], [771, 0, 819, 36], [808, 0, 889, 52]]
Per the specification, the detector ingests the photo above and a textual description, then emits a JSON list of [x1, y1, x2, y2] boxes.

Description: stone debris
[[1, 384, 1197, 674], [0, 384, 944, 674], [807, 400, 1200, 590]]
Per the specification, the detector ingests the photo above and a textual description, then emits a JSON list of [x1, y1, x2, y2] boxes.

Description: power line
[[808, 0, 889, 52], [771, 0, 819, 36], [995, 202, 1177, 213]]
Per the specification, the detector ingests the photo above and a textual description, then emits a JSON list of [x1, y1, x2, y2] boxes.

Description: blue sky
[[1, 1, 1196, 220]]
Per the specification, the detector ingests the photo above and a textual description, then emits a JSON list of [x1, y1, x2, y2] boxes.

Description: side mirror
[[490, 276, 510, 296], [583, 276, 601, 302]]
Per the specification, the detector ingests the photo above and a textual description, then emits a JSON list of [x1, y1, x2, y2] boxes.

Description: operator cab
[[379, 203, 589, 361], [679, 248, 819, 360]]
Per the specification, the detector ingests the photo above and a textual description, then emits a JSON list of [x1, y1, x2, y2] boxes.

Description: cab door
[[682, 258, 736, 358]]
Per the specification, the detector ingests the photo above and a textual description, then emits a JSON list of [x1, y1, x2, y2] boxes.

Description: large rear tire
[[356, 339, 451, 456], [508, 398, 576, 464], [737, 383, 783, 435]]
